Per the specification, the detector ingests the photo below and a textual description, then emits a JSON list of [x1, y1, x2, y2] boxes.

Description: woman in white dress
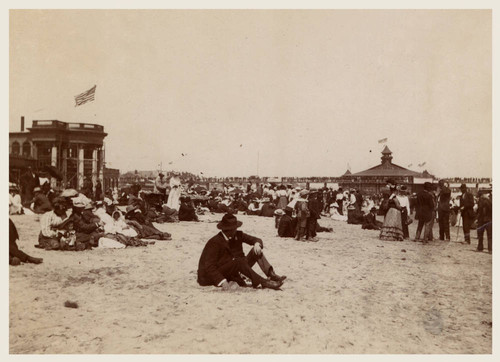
[[166, 172, 182, 211], [330, 202, 348, 222]]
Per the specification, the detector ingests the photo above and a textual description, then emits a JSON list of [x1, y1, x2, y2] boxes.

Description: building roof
[[351, 163, 422, 177], [381, 145, 392, 155], [351, 146, 422, 177]]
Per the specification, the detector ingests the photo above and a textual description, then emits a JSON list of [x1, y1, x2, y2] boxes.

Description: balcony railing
[[31, 120, 104, 132]]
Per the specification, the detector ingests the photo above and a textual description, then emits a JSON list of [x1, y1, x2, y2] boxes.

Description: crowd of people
[[377, 179, 492, 254], [9, 169, 493, 291]]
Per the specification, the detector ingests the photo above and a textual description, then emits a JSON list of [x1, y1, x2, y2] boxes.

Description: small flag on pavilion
[[418, 162, 426, 167], [74, 85, 96, 106], [378, 138, 388, 144]]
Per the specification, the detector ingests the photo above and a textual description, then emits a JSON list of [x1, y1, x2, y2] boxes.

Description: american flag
[[74, 85, 96, 106], [418, 162, 426, 167], [378, 138, 388, 144]]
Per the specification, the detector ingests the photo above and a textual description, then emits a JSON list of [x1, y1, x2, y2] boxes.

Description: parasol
[[42, 164, 63, 180], [60, 188, 79, 197]]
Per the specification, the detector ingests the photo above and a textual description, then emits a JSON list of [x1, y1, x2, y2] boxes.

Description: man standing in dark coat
[[197, 214, 285, 290], [95, 180, 103, 201], [20, 166, 39, 206], [459, 184, 475, 244], [414, 182, 435, 242], [307, 192, 321, 240], [476, 191, 492, 253], [82, 176, 94, 200], [437, 180, 451, 241]]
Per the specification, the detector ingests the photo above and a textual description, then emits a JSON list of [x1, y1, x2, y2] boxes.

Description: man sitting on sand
[[362, 207, 382, 230], [197, 214, 286, 290], [178, 196, 199, 222], [31, 186, 53, 214]]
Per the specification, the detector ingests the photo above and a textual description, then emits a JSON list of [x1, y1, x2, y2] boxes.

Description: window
[[22, 142, 31, 157], [11, 141, 20, 155]]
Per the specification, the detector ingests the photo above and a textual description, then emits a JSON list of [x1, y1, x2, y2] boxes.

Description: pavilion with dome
[[339, 146, 432, 194]]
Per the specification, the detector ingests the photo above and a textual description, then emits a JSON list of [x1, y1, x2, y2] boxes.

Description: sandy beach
[[9, 212, 492, 354]]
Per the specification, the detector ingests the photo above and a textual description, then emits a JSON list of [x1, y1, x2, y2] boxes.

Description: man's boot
[[260, 279, 283, 290], [268, 267, 287, 283], [27, 256, 43, 264]]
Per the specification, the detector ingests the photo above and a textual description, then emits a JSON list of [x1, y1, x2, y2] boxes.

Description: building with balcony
[[9, 117, 108, 190]]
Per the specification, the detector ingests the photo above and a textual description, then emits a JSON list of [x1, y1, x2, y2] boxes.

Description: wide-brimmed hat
[[217, 213, 242, 231], [33, 186, 42, 193], [103, 197, 113, 206], [299, 190, 309, 197], [460, 183, 467, 190], [330, 202, 339, 208], [72, 199, 86, 208], [274, 209, 285, 216]]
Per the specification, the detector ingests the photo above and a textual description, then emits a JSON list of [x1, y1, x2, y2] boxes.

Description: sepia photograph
[[6, 2, 495, 356]]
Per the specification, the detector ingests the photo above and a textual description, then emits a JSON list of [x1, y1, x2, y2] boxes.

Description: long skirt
[[166, 187, 181, 211], [380, 208, 404, 241]]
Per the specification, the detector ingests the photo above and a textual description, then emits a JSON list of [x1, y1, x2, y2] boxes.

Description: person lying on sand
[[197, 213, 286, 291]]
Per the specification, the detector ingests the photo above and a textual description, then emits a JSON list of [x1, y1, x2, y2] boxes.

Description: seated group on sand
[[35, 193, 172, 252]]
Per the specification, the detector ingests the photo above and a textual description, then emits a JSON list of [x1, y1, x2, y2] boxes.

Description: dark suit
[[278, 214, 295, 237], [197, 231, 270, 287], [476, 197, 492, 252], [10, 219, 32, 264], [20, 171, 39, 206], [415, 190, 435, 240], [178, 203, 198, 221], [362, 212, 381, 230], [260, 203, 276, 217], [460, 191, 475, 243], [438, 186, 451, 240]]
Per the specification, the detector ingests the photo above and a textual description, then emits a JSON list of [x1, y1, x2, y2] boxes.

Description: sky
[[9, 9, 492, 178]]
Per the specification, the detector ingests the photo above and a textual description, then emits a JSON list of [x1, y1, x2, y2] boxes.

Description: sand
[[9, 212, 492, 354]]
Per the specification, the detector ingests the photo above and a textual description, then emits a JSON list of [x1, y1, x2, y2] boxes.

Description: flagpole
[[257, 151, 260, 176]]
